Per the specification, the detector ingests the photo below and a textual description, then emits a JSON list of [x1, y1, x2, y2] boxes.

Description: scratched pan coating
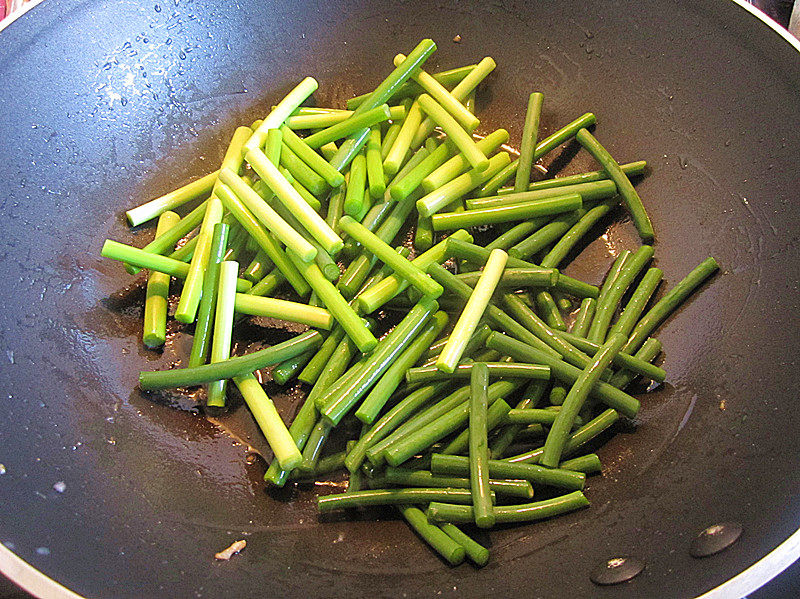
[[0, 0, 798, 597]]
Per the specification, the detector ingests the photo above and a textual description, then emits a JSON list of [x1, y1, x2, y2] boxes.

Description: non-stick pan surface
[[0, 1, 799, 597]]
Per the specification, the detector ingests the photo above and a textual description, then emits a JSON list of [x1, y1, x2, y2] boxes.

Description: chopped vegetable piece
[[469, 363, 495, 528], [430, 454, 585, 490], [383, 99, 424, 177], [394, 53, 478, 131], [407, 363, 550, 384], [355, 311, 449, 424], [215, 184, 310, 296], [329, 39, 437, 171], [576, 128, 654, 241], [382, 468, 534, 499], [317, 488, 482, 512], [288, 251, 377, 353], [477, 112, 597, 197], [357, 229, 473, 314], [320, 297, 438, 425], [426, 491, 589, 525], [607, 267, 663, 339], [139, 331, 322, 390], [343, 153, 369, 217], [417, 151, 511, 217], [467, 180, 618, 210], [437, 249, 508, 373], [365, 128, 386, 198], [416, 94, 487, 171], [188, 223, 230, 366], [143, 211, 181, 348], [246, 147, 343, 254], [127, 171, 218, 227], [431, 194, 582, 231], [398, 506, 466, 566], [206, 261, 239, 407], [339, 215, 443, 299], [422, 129, 509, 192], [587, 245, 654, 344], [486, 332, 640, 418], [175, 197, 223, 323], [233, 295, 333, 329], [514, 92, 544, 193], [410, 56, 497, 149], [623, 257, 720, 354], [497, 160, 647, 195], [233, 373, 301, 470], [246, 76, 318, 154], [439, 523, 489, 566], [218, 169, 317, 262]]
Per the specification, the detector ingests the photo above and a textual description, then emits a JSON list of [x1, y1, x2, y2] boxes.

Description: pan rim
[[0, 543, 86, 599], [0, 0, 797, 597], [0, 0, 46, 35]]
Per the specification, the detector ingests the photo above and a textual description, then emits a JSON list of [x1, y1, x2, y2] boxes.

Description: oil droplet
[[155, 4, 161, 11], [0, 464, 6, 475]]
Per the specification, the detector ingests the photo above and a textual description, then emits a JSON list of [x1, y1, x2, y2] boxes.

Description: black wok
[[0, 0, 799, 597]]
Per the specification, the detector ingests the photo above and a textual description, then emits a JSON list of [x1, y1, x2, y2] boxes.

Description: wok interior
[[0, 0, 798, 597]]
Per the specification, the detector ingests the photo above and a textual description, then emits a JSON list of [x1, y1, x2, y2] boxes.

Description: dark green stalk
[[138, 331, 322, 390], [623, 257, 720, 354], [559, 454, 602, 475], [477, 112, 597, 197], [489, 379, 548, 458], [328, 39, 437, 171], [398, 506, 466, 566], [406, 363, 550, 384], [382, 468, 533, 499], [554, 330, 665, 382], [608, 338, 662, 390], [188, 223, 231, 367], [431, 194, 582, 231], [575, 128, 654, 241], [514, 92, 544, 192], [320, 298, 439, 425], [496, 161, 647, 195], [508, 209, 585, 260], [317, 488, 482, 512], [588, 245, 655, 344], [607, 267, 663, 339], [503, 408, 620, 464], [441, 393, 513, 456], [572, 298, 596, 337], [485, 332, 639, 418], [356, 311, 449, 424], [430, 454, 585, 490], [469, 363, 495, 528], [426, 491, 589, 525], [344, 381, 452, 473], [534, 290, 567, 331]]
